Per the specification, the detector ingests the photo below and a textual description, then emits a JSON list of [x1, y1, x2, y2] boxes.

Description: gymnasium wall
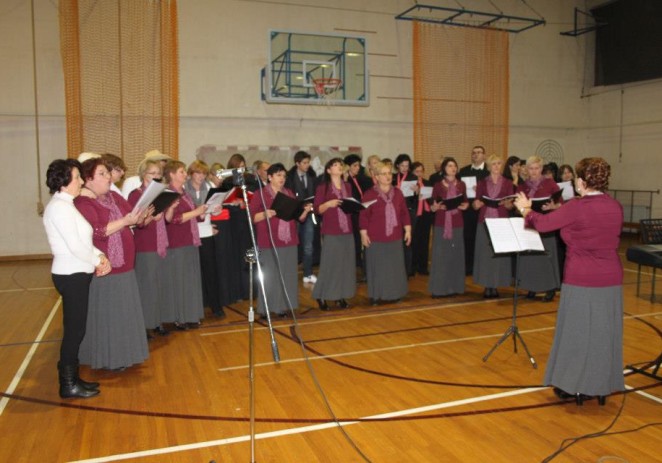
[[0, 0, 660, 257]]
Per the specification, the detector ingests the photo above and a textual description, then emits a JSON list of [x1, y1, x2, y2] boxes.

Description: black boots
[[58, 362, 99, 399]]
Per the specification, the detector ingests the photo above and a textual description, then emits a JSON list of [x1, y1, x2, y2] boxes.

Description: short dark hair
[[294, 150, 311, 164], [46, 159, 82, 194], [394, 153, 412, 168], [267, 162, 286, 177], [441, 157, 458, 176], [101, 153, 127, 172], [343, 154, 362, 166], [80, 157, 108, 182]]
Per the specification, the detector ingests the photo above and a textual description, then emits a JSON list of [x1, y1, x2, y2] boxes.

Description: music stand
[[481, 218, 542, 369], [483, 252, 537, 369]]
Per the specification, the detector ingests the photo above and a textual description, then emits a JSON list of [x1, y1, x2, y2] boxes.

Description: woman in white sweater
[[43, 159, 110, 398]]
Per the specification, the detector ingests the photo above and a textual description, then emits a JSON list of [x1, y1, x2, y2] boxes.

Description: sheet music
[[557, 181, 574, 201], [419, 186, 433, 200], [205, 192, 228, 208], [131, 180, 166, 214], [485, 217, 545, 253], [399, 180, 417, 197], [463, 176, 477, 199]]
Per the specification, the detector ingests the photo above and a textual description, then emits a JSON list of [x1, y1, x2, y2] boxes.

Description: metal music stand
[[483, 251, 537, 368]]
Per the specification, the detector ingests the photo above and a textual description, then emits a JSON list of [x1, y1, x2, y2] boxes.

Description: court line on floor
[[68, 386, 548, 463], [201, 298, 519, 337], [0, 286, 53, 293], [217, 311, 662, 372], [0, 296, 61, 416]]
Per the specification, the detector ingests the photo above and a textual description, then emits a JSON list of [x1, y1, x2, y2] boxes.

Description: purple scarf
[[485, 176, 503, 219], [376, 185, 397, 237], [443, 179, 459, 239], [525, 177, 544, 198], [175, 187, 202, 247], [96, 193, 125, 267], [331, 181, 350, 233], [137, 186, 169, 258], [267, 185, 292, 244]]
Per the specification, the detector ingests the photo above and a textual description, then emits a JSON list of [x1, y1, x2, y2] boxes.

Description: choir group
[[45, 147, 622, 403]]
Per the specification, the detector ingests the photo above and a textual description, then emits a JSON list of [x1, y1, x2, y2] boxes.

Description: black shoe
[[526, 291, 536, 299], [317, 299, 329, 310], [58, 363, 99, 399], [277, 312, 289, 319], [553, 387, 573, 400], [483, 288, 494, 298], [493, 289, 500, 298], [369, 298, 379, 306], [146, 330, 154, 340], [213, 309, 227, 319], [598, 395, 607, 406], [337, 299, 349, 309], [543, 290, 555, 302], [575, 393, 591, 406], [418, 270, 429, 276], [187, 322, 201, 329], [174, 322, 188, 331], [154, 325, 170, 336]]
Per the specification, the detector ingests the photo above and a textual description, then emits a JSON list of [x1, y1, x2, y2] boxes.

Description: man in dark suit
[[285, 150, 318, 283], [458, 145, 490, 276], [428, 159, 443, 185]]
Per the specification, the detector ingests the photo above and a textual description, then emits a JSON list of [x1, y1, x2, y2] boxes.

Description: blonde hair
[[526, 155, 543, 166], [138, 159, 162, 180], [486, 154, 502, 165], [187, 160, 209, 176]]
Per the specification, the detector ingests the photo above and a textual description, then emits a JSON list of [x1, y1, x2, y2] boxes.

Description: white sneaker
[[303, 275, 317, 284]]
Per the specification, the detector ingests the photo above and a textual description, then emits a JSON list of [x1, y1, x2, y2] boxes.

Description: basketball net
[[312, 78, 342, 106]]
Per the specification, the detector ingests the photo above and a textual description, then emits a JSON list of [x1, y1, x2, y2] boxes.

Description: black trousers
[[199, 236, 221, 313], [52, 272, 93, 366]]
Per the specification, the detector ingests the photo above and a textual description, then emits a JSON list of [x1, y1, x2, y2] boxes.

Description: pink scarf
[[96, 193, 125, 267], [267, 185, 292, 244], [331, 181, 350, 233], [443, 179, 459, 240], [376, 185, 397, 237], [416, 177, 430, 216], [485, 176, 503, 219], [174, 186, 202, 247]]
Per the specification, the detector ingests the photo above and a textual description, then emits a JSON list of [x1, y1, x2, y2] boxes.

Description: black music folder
[[271, 192, 313, 221], [530, 190, 563, 213]]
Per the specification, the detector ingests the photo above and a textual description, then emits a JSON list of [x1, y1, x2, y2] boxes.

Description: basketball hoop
[[312, 77, 342, 105]]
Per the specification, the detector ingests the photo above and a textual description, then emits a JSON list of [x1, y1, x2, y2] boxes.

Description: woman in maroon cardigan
[[127, 159, 174, 337], [471, 155, 514, 298], [516, 155, 562, 302], [163, 160, 208, 329], [428, 157, 469, 297], [359, 162, 411, 305], [249, 163, 312, 318], [75, 157, 149, 370], [515, 157, 623, 405], [312, 158, 356, 310]]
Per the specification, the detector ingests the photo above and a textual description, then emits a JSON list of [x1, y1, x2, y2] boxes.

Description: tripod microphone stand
[[231, 171, 280, 462], [483, 252, 537, 369]]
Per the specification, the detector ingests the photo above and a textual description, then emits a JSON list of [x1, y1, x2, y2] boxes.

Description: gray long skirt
[[429, 226, 465, 296], [257, 246, 298, 316], [518, 234, 560, 292], [164, 246, 205, 323], [365, 240, 408, 300], [472, 224, 512, 288], [79, 270, 149, 370], [312, 234, 356, 301], [544, 284, 624, 396], [135, 251, 173, 328]]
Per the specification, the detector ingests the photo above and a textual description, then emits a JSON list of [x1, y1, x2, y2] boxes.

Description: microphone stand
[[231, 171, 281, 462]]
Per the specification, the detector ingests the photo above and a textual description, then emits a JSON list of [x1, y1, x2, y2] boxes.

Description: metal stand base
[[626, 352, 662, 381], [483, 252, 537, 369]]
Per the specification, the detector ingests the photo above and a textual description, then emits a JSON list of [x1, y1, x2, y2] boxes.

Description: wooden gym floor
[[0, 236, 660, 462]]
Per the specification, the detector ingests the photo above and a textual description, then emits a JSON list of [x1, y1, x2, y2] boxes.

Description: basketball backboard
[[261, 30, 368, 106]]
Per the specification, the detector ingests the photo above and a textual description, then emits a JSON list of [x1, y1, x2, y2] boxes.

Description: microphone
[[215, 166, 248, 179]]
